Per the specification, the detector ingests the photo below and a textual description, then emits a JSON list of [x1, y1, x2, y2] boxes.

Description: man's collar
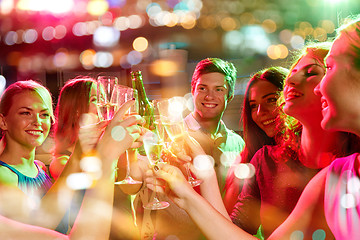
[[184, 113, 227, 139]]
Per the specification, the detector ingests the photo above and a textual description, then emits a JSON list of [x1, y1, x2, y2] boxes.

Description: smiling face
[[318, 34, 360, 134], [283, 54, 326, 124], [0, 91, 51, 150], [249, 80, 280, 137], [192, 72, 232, 121]]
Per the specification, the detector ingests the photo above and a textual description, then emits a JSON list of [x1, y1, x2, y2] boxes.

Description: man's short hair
[[191, 58, 237, 97]]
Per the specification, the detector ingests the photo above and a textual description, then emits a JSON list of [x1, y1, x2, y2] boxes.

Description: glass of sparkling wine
[[156, 98, 202, 187], [113, 85, 142, 185], [143, 131, 170, 210], [96, 76, 119, 121]]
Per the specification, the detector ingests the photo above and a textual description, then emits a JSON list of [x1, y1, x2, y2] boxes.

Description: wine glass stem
[[125, 150, 131, 178], [185, 163, 193, 181], [153, 163, 159, 201]]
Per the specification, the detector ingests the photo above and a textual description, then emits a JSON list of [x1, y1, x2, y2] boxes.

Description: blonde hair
[[0, 80, 54, 123]]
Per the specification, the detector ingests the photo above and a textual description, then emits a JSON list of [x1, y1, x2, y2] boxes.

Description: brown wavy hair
[[53, 77, 96, 155], [240, 66, 289, 163]]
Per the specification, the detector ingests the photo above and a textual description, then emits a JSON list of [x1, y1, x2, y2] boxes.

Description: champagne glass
[[142, 131, 170, 210], [113, 85, 142, 185], [157, 98, 202, 187], [96, 76, 118, 121]]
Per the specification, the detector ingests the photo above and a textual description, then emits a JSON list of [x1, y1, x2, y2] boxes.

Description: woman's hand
[[78, 113, 108, 154], [145, 163, 196, 209], [96, 100, 145, 164], [169, 133, 214, 181]]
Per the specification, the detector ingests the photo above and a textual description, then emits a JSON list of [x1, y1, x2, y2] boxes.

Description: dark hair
[[240, 66, 289, 163], [53, 77, 95, 155], [0, 80, 54, 122], [191, 58, 237, 97]]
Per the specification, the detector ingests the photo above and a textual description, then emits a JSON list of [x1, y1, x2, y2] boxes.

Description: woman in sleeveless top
[[0, 81, 53, 197], [0, 80, 145, 239]]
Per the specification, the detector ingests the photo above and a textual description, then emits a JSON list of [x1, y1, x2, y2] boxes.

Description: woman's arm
[[181, 134, 230, 220], [0, 100, 144, 239], [147, 164, 257, 240], [268, 167, 333, 240]]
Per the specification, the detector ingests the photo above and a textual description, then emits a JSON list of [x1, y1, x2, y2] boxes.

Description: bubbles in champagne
[[97, 102, 117, 121], [143, 132, 163, 165], [162, 121, 185, 141]]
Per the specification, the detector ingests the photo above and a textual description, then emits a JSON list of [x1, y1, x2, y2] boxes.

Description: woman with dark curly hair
[[224, 66, 289, 213]]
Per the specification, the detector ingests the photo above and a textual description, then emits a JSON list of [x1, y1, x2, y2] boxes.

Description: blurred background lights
[[267, 44, 288, 60], [153, 11, 170, 26], [234, 163, 255, 179], [4, 31, 17, 45], [240, 25, 270, 55], [23, 29, 38, 43], [53, 51, 68, 68], [80, 155, 102, 175], [146, 3, 162, 17], [0, 0, 14, 15], [120, 55, 131, 69], [347, 176, 360, 193], [262, 19, 277, 33], [181, 12, 196, 29], [111, 126, 126, 141], [168, 96, 186, 118], [80, 49, 96, 68], [224, 26, 270, 56], [198, 15, 217, 29], [18, 57, 32, 73], [54, 25, 67, 39], [94, 51, 114, 68], [66, 172, 93, 190], [313, 27, 327, 41], [0, 75, 7, 96], [150, 59, 179, 77], [47, 0, 74, 14], [174, 1, 188, 11], [16, 0, 74, 13], [87, 0, 109, 16], [133, 37, 149, 52], [73, 1, 88, 16], [223, 30, 243, 51], [93, 26, 120, 47], [319, 20, 335, 34], [220, 17, 238, 31], [72, 22, 87, 36], [86, 21, 101, 35], [100, 11, 114, 25], [193, 155, 215, 171], [312, 229, 326, 240], [220, 152, 238, 167], [42, 26, 55, 41], [128, 15, 143, 29], [279, 29, 293, 44], [15, 30, 24, 44], [290, 35, 305, 49], [166, 12, 179, 27], [127, 50, 143, 65], [108, 0, 126, 7], [290, 230, 304, 240], [114, 16, 130, 31]]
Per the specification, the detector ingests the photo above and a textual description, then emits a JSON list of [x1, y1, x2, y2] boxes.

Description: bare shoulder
[[0, 166, 18, 186]]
